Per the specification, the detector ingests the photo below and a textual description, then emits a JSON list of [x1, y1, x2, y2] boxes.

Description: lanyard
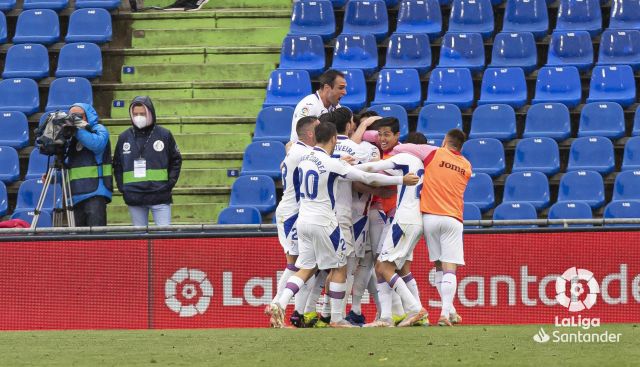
[[135, 126, 155, 159]]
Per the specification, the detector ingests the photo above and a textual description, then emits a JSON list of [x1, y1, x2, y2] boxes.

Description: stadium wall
[[0, 231, 639, 330]]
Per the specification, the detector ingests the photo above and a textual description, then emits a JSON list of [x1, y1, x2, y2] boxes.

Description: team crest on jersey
[[153, 140, 165, 152], [76, 142, 83, 151], [123, 142, 130, 152], [301, 107, 310, 116]]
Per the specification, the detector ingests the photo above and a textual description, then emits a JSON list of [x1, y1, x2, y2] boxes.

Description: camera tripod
[[31, 154, 76, 229]]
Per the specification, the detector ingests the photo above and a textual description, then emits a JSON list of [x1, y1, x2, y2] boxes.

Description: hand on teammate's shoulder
[[402, 173, 420, 186]]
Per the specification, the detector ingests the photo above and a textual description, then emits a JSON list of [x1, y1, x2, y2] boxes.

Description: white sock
[[304, 270, 328, 314], [402, 273, 421, 306], [273, 265, 297, 304], [389, 274, 420, 313], [441, 272, 457, 317], [367, 272, 380, 317], [376, 278, 393, 320], [351, 251, 375, 315], [294, 274, 315, 313], [392, 292, 404, 316], [277, 275, 304, 310], [321, 294, 331, 318], [329, 282, 347, 322], [436, 270, 457, 314], [342, 256, 358, 316]]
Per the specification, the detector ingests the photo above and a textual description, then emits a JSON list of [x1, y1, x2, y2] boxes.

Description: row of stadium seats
[[3, 42, 103, 79], [0, 77, 93, 115], [289, 0, 640, 41], [0, 0, 120, 11], [264, 65, 637, 111], [0, 146, 57, 183], [0, 8, 113, 45], [280, 30, 640, 79], [0, 177, 62, 226]]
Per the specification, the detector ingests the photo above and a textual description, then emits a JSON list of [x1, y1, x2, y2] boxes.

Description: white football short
[[338, 221, 355, 258], [367, 209, 390, 254], [276, 212, 299, 256], [352, 214, 369, 258], [296, 221, 348, 270], [378, 222, 423, 269], [423, 214, 465, 265]]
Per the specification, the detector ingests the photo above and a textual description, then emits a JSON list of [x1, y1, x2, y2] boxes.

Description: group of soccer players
[[267, 105, 471, 328]]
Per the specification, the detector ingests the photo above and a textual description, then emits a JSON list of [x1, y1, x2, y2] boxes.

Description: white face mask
[[132, 115, 148, 129]]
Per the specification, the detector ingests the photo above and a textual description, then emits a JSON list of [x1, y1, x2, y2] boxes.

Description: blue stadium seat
[[65, 8, 112, 44], [622, 136, 640, 171], [2, 44, 49, 80], [13, 9, 60, 45], [461, 138, 505, 177], [279, 35, 325, 77], [448, 0, 494, 38], [512, 137, 560, 176], [523, 103, 571, 141], [0, 146, 19, 183], [0, 13, 6, 43], [587, 65, 636, 108], [263, 70, 311, 108], [337, 69, 367, 112], [598, 29, 640, 71], [546, 31, 594, 72], [463, 203, 482, 228], [578, 102, 625, 140], [548, 201, 593, 226], [55, 42, 102, 79], [366, 104, 409, 141], [604, 200, 640, 225], [371, 69, 422, 110], [217, 206, 262, 225], [46, 77, 93, 112], [532, 66, 582, 108], [555, 0, 602, 36], [241, 141, 286, 179], [385, 33, 433, 75], [23, 0, 68, 11], [493, 202, 538, 227], [229, 175, 276, 214], [425, 67, 474, 109], [0, 111, 29, 149], [469, 104, 516, 141], [385, 0, 399, 6], [343, 0, 389, 42], [557, 170, 605, 208], [502, 0, 549, 39], [567, 136, 615, 174], [26, 148, 51, 180], [609, 0, 640, 30], [613, 170, 640, 201], [332, 34, 378, 76], [503, 171, 550, 210], [417, 103, 462, 140], [290, 0, 336, 41], [0, 79, 39, 116], [16, 178, 62, 210], [0, 181, 7, 216], [331, 0, 347, 6], [463, 172, 495, 212], [478, 68, 527, 109], [74, 0, 120, 9], [490, 32, 537, 74], [0, 0, 15, 12], [438, 32, 485, 73], [253, 106, 294, 143], [11, 209, 52, 227], [396, 0, 443, 40]]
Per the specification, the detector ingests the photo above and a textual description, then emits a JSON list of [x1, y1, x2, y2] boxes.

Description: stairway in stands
[[98, 0, 291, 224]]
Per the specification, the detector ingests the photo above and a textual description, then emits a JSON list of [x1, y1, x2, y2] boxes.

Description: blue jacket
[[66, 103, 113, 204]]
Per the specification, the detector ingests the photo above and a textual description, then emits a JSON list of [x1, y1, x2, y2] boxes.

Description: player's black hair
[[315, 120, 338, 144], [373, 117, 400, 134], [445, 128, 467, 151], [405, 132, 428, 145], [318, 69, 346, 89], [319, 107, 352, 134], [354, 110, 379, 127], [296, 116, 318, 138]]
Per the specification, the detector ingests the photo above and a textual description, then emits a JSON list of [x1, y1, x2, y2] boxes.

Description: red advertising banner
[[0, 232, 638, 330]]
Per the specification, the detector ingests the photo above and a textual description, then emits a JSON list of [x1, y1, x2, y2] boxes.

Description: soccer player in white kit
[[267, 116, 319, 328], [269, 121, 419, 328], [290, 70, 346, 141]]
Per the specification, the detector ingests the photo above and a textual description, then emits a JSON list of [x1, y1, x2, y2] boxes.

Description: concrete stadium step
[[110, 46, 280, 65], [120, 63, 275, 83], [107, 123, 254, 135], [140, 0, 291, 9], [130, 10, 290, 30], [108, 133, 250, 153], [111, 187, 230, 205], [107, 202, 227, 224], [131, 27, 288, 48], [110, 97, 263, 118]]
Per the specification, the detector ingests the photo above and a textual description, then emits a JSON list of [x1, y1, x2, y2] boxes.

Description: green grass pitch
[[0, 324, 638, 367]]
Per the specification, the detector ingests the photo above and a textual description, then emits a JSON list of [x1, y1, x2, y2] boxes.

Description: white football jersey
[[290, 92, 340, 141], [351, 140, 380, 219], [333, 136, 370, 224], [275, 141, 311, 219]]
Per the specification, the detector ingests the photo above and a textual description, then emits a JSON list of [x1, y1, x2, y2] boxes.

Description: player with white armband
[[268, 121, 419, 328]]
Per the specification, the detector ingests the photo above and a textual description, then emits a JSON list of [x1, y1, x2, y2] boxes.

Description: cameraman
[[66, 103, 113, 227], [112, 96, 182, 226]]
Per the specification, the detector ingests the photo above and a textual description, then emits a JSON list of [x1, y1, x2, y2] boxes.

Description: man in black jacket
[[113, 96, 182, 226]]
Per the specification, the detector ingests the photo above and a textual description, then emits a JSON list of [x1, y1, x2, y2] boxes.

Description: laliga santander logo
[[165, 268, 213, 317], [555, 267, 600, 312]]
